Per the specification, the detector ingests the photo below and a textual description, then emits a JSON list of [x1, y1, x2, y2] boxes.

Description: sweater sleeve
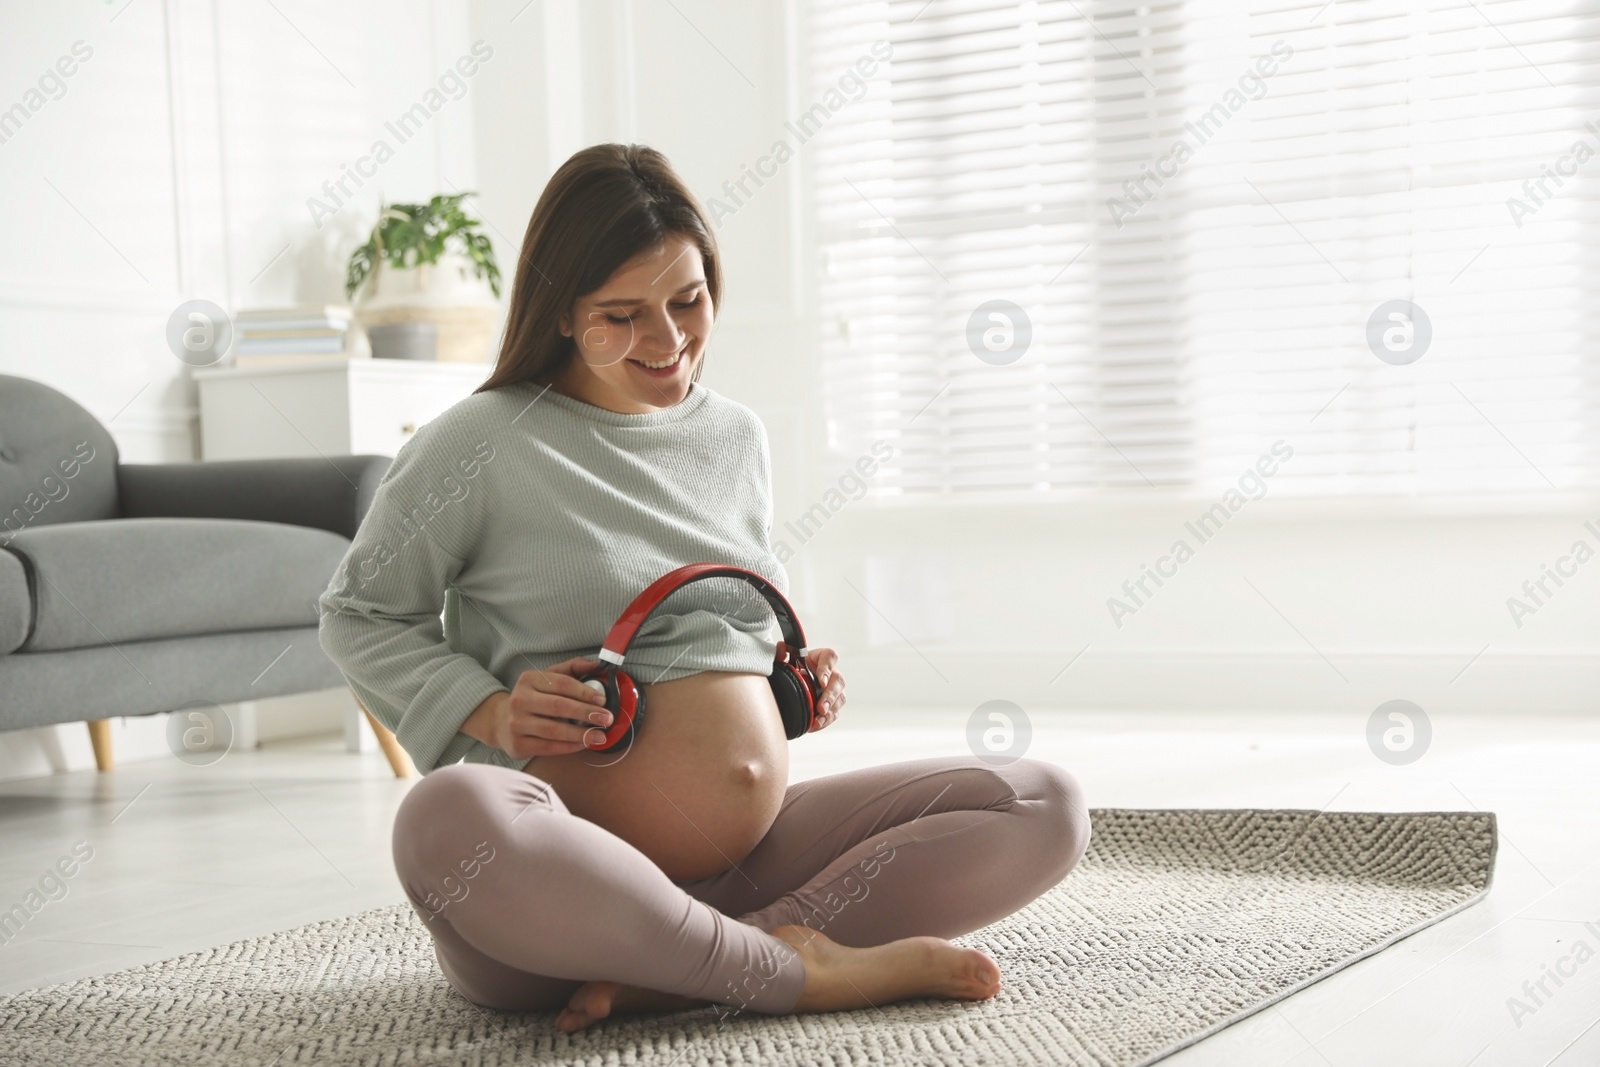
[[317, 413, 519, 774]]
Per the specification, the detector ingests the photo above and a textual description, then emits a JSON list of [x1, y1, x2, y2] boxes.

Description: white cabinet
[[194, 359, 490, 459]]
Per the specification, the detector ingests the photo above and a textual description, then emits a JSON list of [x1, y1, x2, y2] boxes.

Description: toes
[[965, 954, 1002, 998], [561, 981, 617, 1030], [556, 1000, 606, 1034], [556, 981, 702, 1031], [935, 950, 999, 1000]]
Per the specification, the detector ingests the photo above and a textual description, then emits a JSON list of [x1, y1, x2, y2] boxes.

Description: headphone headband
[[597, 563, 806, 666]]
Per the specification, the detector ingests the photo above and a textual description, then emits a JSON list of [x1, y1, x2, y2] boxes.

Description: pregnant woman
[[320, 144, 1091, 1033]]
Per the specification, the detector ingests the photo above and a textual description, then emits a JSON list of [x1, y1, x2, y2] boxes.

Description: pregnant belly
[[523, 670, 790, 882]]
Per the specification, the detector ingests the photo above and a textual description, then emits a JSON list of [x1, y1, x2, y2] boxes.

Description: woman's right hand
[[462, 657, 613, 760]]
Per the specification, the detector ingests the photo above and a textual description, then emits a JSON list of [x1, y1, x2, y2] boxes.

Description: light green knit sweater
[[318, 381, 786, 774]]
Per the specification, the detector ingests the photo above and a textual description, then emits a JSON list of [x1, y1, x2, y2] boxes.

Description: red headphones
[[576, 563, 822, 751]]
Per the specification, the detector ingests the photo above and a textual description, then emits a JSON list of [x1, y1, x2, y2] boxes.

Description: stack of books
[[233, 306, 354, 367]]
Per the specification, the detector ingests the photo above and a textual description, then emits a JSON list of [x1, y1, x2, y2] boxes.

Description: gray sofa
[[0, 373, 397, 772]]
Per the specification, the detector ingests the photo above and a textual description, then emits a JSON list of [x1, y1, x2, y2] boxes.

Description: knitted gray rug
[[0, 808, 1496, 1067]]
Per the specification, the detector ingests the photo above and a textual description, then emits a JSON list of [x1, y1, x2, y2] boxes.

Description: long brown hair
[[477, 144, 722, 393]]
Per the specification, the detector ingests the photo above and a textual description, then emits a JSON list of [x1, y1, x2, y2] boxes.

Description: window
[[810, 0, 1600, 498]]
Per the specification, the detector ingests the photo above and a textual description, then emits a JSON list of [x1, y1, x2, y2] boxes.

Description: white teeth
[[635, 351, 683, 370]]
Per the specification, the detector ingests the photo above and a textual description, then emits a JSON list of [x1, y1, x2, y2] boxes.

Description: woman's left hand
[[805, 647, 846, 731]]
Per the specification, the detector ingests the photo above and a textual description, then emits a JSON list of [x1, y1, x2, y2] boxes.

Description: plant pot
[[367, 322, 439, 360], [354, 254, 500, 363]]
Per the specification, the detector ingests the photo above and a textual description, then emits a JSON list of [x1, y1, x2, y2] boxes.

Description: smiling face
[[552, 233, 715, 414]]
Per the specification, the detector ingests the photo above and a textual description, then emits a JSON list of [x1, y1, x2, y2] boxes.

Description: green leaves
[[345, 193, 502, 299]]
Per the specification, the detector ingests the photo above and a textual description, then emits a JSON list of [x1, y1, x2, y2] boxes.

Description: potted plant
[[346, 193, 502, 362]]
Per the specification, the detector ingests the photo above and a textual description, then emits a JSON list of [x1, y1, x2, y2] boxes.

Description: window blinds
[[809, 0, 1600, 497]]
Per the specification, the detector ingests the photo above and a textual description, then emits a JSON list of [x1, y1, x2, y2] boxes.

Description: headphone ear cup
[[580, 667, 644, 751], [605, 669, 643, 751], [767, 664, 816, 740]]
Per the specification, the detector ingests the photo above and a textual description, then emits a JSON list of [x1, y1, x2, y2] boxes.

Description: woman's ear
[[558, 309, 573, 338]]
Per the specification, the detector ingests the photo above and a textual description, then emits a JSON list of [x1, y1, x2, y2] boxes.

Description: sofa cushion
[[0, 548, 27, 654], [5, 518, 350, 653], [0, 374, 119, 536]]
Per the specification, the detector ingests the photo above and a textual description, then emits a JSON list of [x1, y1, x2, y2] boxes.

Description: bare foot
[[553, 929, 999, 1033], [556, 980, 705, 1034], [771, 926, 1001, 1013]]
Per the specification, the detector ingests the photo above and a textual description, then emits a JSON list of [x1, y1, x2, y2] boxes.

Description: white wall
[[465, 0, 1599, 718], [0, 0, 481, 461], [466, 0, 824, 582], [2, 0, 1593, 777], [799, 500, 1600, 715]]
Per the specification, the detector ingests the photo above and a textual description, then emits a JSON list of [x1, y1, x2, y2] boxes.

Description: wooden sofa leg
[[87, 719, 114, 772], [353, 696, 414, 778]]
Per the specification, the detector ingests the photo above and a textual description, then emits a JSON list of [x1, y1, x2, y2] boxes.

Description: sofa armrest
[[117, 455, 391, 539]]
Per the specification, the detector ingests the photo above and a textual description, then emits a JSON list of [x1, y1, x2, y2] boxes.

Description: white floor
[[1, 705, 1596, 1066]]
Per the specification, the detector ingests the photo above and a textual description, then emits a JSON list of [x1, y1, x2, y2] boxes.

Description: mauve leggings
[[391, 755, 1091, 1016]]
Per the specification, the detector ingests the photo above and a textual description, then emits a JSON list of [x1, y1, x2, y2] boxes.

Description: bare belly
[[524, 671, 790, 881]]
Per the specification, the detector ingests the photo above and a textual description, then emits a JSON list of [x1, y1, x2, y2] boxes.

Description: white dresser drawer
[[347, 363, 487, 455]]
